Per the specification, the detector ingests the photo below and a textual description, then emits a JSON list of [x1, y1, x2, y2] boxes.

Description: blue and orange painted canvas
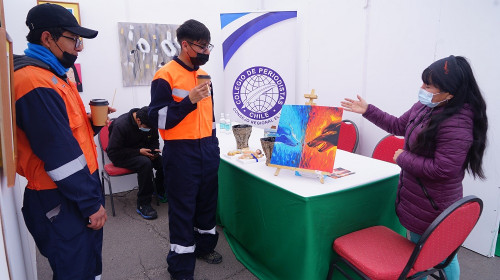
[[270, 105, 343, 173]]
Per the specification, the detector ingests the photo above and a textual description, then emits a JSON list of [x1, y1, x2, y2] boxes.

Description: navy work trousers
[[21, 173, 103, 280], [163, 137, 220, 279], [112, 154, 166, 206]]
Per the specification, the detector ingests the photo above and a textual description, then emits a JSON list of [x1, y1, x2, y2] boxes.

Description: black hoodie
[[107, 108, 160, 163]]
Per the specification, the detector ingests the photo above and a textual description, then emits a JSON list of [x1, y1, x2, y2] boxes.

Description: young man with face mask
[[148, 19, 221, 280], [13, 3, 113, 279], [107, 106, 167, 219]]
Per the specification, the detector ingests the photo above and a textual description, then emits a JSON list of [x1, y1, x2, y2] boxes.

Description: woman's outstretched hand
[[341, 95, 368, 114]]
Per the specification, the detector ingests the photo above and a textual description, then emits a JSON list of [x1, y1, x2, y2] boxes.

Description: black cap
[[26, 3, 98, 39]]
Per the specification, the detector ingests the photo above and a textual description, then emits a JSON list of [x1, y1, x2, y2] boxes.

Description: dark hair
[[136, 106, 151, 128], [26, 27, 64, 44], [176, 19, 211, 45], [415, 56, 488, 179]]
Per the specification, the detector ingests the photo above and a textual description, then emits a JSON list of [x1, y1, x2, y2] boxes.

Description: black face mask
[[59, 51, 78, 68], [189, 52, 209, 66], [52, 37, 78, 68]]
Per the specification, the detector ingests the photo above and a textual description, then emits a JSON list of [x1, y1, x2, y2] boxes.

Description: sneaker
[[136, 204, 158, 220], [157, 193, 168, 203], [196, 250, 222, 264]]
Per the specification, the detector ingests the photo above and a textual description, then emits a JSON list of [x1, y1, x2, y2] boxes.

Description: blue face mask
[[418, 88, 443, 108], [139, 127, 151, 132]]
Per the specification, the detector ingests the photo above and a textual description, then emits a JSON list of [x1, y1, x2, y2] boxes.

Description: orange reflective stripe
[[14, 66, 99, 190], [154, 61, 213, 140]]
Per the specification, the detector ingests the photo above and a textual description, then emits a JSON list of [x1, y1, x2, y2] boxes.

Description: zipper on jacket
[[416, 177, 439, 210], [401, 106, 438, 211], [405, 107, 433, 151]]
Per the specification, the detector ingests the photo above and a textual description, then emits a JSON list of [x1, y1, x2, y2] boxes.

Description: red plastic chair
[[327, 195, 483, 280], [371, 134, 404, 164], [337, 120, 359, 153], [98, 121, 137, 216]]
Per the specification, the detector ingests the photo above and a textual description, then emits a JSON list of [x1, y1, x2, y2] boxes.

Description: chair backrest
[[98, 121, 113, 169], [401, 196, 483, 278], [337, 120, 359, 153], [371, 134, 404, 163], [98, 122, 111, 152]]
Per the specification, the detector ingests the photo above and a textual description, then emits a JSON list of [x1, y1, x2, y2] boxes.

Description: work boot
[[196, 250, 222, 264], [136, 204, 157, 220]]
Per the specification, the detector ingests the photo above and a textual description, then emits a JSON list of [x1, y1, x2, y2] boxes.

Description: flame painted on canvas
[[270, 105, 343, 173]]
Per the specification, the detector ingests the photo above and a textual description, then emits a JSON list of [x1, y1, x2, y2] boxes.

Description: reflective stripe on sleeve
[[46, 154, 87, 181], [170, 244, 196, 254], [172, 88, 189, 99], [212, 122, 216, 129], [194, 226, 216, 235], [158, 106, 168, 130]]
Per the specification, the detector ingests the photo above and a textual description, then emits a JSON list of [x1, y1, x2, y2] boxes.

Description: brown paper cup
[[197, 74, 211, 86], [89, 99, 109, 126], [260, 137, 276, 165], [232, 124, 252, 149]]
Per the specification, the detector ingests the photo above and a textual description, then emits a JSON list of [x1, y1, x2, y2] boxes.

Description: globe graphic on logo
[[239, 74, 281, 113]]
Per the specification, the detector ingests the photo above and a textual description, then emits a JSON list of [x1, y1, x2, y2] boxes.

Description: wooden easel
[[270, 89, 331, 184], [268, 164, 330, 184], [304, 89, 318, 105]]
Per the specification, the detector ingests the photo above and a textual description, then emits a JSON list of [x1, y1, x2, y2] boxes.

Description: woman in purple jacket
[[341, 55, 487, 280]]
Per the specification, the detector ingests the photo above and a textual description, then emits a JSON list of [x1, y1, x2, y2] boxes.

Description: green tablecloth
[[218, 159, 405, 280]]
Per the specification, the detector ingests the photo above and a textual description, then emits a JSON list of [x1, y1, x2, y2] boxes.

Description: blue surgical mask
[[139, 127, 151, 132], [418, 88, 443, 108]]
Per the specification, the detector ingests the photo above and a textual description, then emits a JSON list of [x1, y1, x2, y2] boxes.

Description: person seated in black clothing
[[107, 106, 167, 219]]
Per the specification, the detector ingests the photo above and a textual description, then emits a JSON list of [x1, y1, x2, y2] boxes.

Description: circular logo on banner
[[232, 66, 287, 121]]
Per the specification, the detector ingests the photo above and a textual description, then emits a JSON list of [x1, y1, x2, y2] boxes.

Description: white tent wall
[[0, 175, 36, 279], [2, 0, 499, 277], [296, 0, 500, 257]]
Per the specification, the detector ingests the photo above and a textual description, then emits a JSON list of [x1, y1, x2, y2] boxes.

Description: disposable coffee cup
[[89, 99, 109, 126], [197, 74, 211, 86]]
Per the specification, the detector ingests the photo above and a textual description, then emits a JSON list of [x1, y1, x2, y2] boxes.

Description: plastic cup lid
[[89, 99, 109, 106]]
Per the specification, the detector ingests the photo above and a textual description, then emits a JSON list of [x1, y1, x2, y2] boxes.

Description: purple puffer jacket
[[363, 102, 473, 234]]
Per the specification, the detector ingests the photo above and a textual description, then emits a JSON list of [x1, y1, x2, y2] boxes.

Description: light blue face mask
[[418, 88, 444, 108], [139, 127, 151, 132]]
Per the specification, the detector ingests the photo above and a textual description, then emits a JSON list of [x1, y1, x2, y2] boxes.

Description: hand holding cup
[[189, 82, 211, 104], [188, 74, 211, 104]]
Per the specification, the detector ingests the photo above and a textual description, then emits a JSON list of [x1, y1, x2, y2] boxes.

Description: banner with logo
[[220, 11, 297, 128]]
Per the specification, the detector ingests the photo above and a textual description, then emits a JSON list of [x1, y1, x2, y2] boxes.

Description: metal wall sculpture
[[118, 22, 180, 86]]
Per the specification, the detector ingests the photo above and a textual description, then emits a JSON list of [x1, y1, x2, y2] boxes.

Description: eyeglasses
[[187, 41, 213, 52], [61, 35, 84, 49]]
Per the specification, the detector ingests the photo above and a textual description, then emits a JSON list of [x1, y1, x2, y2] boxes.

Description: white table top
[[218, 126, 401, 198]]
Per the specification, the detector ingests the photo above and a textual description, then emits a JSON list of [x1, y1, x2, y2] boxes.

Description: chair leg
[[329, 257, 366, 280], [327, 259, 335, 280], [105, 174, 116, 216], [153, 177, 159, 206], [439, 269, 447, 280], [100, 171, 105, 194]]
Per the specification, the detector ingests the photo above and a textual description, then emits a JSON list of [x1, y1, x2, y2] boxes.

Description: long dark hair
[[414, 56, 487, 179]]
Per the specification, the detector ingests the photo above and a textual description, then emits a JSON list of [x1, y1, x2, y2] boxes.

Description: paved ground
[[36, 189, 499, 280], [36, 189, 257, 280]]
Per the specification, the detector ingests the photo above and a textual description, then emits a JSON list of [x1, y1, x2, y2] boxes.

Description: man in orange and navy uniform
[[14, 4, 110, 279], [148, 19, 221, 280]]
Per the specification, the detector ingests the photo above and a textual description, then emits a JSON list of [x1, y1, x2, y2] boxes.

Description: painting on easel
[[270, 105, 343, 173]]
